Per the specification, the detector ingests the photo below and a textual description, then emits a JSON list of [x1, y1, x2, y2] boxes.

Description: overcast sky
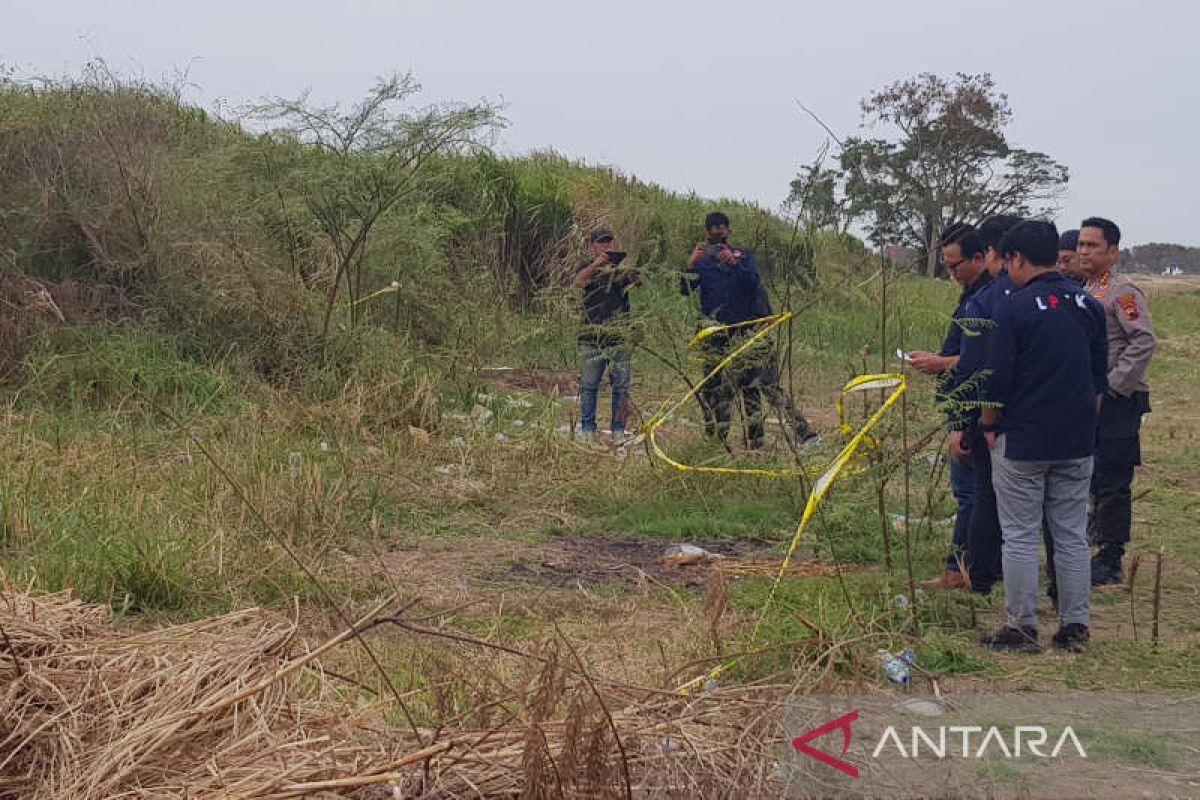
[[6, 0, 1198, 246]]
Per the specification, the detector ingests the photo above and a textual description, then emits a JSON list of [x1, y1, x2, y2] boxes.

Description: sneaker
[[980, 625, 1041, 653], [1051, 623, 1090, 653], [1090, 557, 1125, 587], [920, 570, 968, 591]]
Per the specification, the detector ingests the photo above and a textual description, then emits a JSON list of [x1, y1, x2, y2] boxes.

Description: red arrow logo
[[791, 709, 859, 778]]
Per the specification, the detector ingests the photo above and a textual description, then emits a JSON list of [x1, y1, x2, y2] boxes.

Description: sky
[[5, 0, 1199, 246]]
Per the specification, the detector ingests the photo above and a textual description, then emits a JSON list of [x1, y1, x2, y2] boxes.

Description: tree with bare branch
[[252, 73, 501, 354]]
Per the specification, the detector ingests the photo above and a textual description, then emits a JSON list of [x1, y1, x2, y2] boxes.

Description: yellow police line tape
[[623, 313, 908, 694], [336, 282, 401, 309]]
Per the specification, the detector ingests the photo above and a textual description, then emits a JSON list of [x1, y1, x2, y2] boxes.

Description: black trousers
[[698, 332, 766, 446], [1090, 391, 1149, 550], [964, 426, 1003, 594], [696, 333, 813, 446]]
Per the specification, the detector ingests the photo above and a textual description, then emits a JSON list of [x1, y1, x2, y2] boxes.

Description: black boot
[[1051, 623, 1090, 653], [980, 625, 1041, 653], [1091, 545, 1125, 587]]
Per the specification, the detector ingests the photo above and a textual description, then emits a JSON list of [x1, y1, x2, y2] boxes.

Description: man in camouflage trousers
[[1077, 217, 1157, 585]]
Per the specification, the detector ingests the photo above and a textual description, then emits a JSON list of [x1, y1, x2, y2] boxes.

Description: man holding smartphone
[[681, 212, 816, 448], [574, 227, 641, 442]]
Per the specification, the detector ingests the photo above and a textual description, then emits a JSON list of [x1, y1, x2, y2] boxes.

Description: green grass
[[1074, 725, 1178, 770], [1, 75, 1198, 699], [582, 493, 799, 541]]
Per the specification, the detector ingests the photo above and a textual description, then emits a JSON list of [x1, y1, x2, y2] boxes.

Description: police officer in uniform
[[1077, 217, 1157, 585]]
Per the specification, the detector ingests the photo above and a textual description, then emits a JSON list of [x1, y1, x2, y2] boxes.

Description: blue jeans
[[579, 341, 631, 433], [947, 454, 976, 571]]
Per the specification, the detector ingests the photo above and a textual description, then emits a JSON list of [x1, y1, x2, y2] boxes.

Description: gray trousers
[[991, 435, 1093, 629]]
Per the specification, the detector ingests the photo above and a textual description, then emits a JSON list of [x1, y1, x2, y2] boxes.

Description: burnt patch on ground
[[481, 535, 777, 590]]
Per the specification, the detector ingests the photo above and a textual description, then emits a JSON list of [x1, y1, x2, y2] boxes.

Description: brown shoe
[[920, 570, 967, 591]]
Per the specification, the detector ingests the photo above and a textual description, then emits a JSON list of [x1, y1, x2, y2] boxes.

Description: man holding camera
[[574, 227, 641, 442], [681, 212, 816, 448]]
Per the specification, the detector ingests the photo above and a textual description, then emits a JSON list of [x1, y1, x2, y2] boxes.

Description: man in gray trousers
[[978, 221, 1108, 654]]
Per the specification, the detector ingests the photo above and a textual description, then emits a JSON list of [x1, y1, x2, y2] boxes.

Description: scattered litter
[[562, 394, 580, 403], [485, 366, 514, 371], [703, 678, 719, 692], [513, 419, 525, 427], [319, 441, 330, 452], [435, 464, 457, 476], [471, 404, 493, 427], [877, 649, 911, 686], [925, 454, 940, 465], [892, 594, 910, 610], [661, 544, 718, 566], [494, 433, 508, 443], [889, 513, 954, 531], [287, 452, 303, 479], [615, 445, 627, 460], [660, 737, 683, 752], [476, 393, 493, 404], [451, 436, 467, 449], [505, 397, 533, 409], [333, 549, 356, 563]]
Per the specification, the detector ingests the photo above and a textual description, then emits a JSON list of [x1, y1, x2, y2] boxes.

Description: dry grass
[[0, 585, 789, 799]]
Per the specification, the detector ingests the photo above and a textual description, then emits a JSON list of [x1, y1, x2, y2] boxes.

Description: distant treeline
[[1119, 243, 1198, 273]]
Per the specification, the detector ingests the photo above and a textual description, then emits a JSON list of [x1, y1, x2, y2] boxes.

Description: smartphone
[[704, 243, 725, 258], [896, 348, 914, 363], [606, 251, 627, 265]]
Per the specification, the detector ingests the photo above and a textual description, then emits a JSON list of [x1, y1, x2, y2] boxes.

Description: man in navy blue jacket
[[911, 222, 990, 591], [979, 221, 1108, 654], [681, 212, 815, 447], [945, 214, 1021, 595]]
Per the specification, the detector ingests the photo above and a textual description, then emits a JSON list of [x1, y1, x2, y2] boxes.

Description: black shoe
[[1091, 557, 1125, 587], [980, 625, 1041, 653], [1051, 623, 1090, 653]]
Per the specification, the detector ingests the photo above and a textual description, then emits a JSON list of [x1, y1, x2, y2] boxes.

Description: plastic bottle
[[877, 649, 911, 686]]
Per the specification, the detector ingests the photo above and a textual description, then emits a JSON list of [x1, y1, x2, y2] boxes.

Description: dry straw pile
[[0, 586, 783, 798]]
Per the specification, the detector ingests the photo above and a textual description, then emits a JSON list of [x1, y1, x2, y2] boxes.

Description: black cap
[[588, 227, 614, 244], [1059, 229, 1079, 251]]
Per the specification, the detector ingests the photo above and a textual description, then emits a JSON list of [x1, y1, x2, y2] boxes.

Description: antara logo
[[791, 710, 859, 778], [792, 711, 1088, 777]]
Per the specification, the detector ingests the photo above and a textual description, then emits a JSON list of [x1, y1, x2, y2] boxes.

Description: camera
[[605, 251, 628, 266], [705, 243, 726, 258]]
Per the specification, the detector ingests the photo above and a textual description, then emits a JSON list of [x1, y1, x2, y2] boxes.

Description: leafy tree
[[793, 73, 1068, 276], [251, 73, 500, 352]]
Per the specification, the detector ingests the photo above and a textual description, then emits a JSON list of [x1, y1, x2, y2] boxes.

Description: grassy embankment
[[2, 76, 1198, 714]]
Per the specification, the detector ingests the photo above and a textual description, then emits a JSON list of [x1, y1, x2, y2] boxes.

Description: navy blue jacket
[[939, 271, 993, 358], [984, 271, 1109, 460], [946, 270, 1014, 429], [680, 246, 762, 324]]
